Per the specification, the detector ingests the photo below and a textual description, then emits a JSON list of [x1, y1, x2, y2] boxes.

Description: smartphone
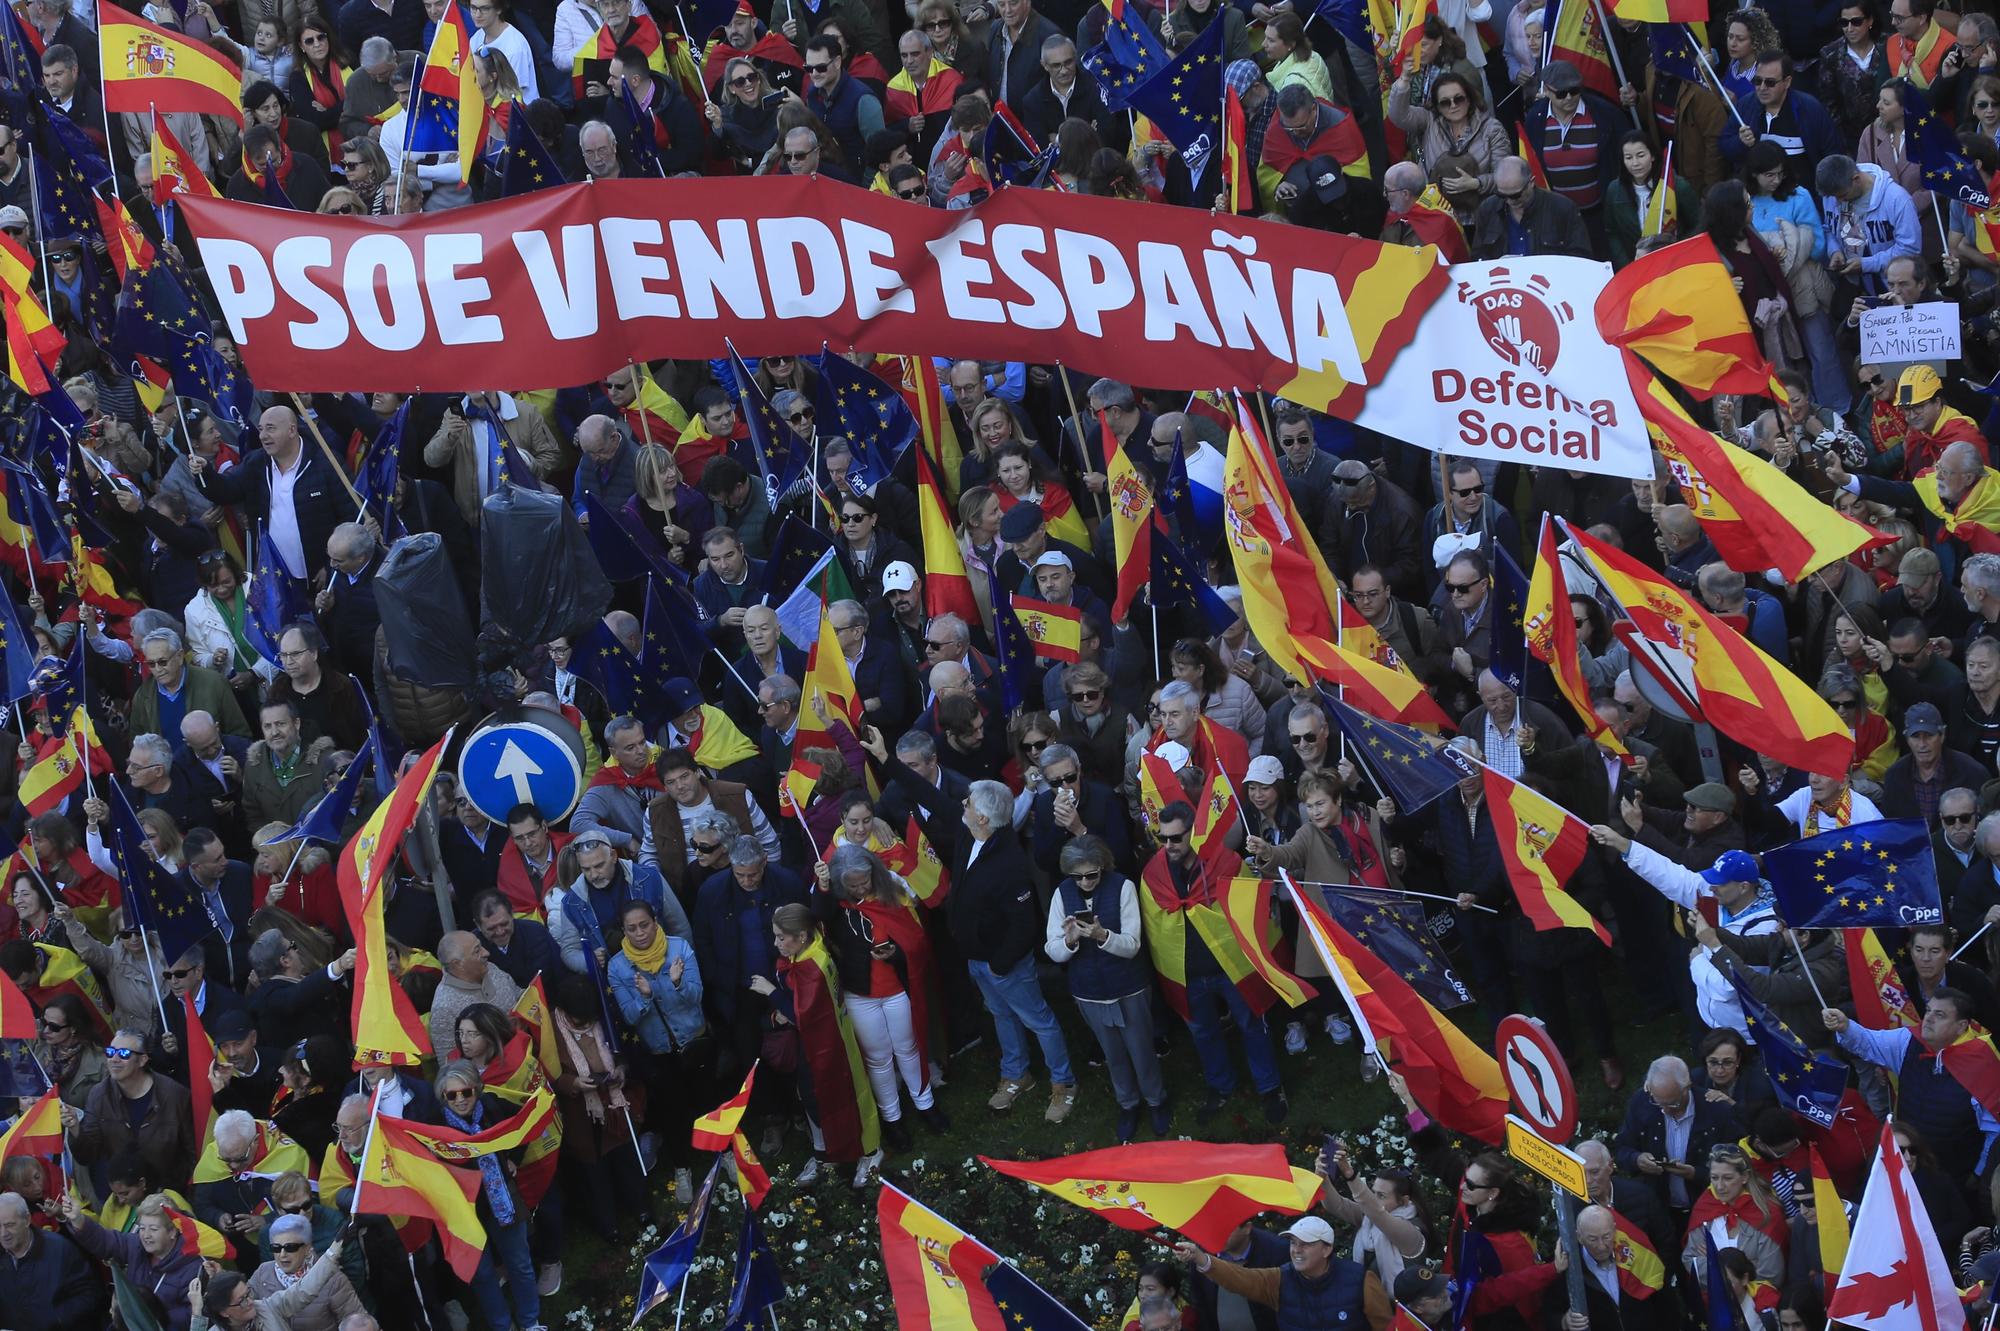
[[762, 88, 787, 106], [1072, 911, 1097, 928], [1325, 1133, 1345, 1163]]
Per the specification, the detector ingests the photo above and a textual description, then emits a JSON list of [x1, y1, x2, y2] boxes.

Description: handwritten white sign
[[1859, 301, 1962, 365]]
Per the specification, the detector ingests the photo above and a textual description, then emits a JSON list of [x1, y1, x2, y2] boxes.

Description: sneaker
[[1360, 1055, 1381, 1083], [919, 1103, 953, 1134], [989, 1075, 1036, 1111], [1324, 1014, 1355, 1045], [1045, 1082, 1077, 1124], [1116, 1107, 1139, 1143], [537, 1261, 563, 1297], [794, 1156, 823, 1186], [673, 1168, 693, 1206], [1262, 1089, 1289, 1124], [760, 1123, 784, 1158], [852, 1150, 884, 1188], [1196, 1092, 1227, 1125], [639, 1131, 661, 1173], [1284, 1021, 1308, 1054], [1149, 1102, 1172, 1136]]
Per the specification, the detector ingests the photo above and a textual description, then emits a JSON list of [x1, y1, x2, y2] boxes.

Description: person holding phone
[[1045, 836, 1168, 1144]]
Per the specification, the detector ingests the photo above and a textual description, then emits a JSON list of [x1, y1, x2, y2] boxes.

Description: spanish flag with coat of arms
[[343, 734, 449, 1066]]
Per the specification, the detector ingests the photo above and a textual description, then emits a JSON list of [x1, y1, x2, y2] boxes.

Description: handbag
[[759, 1021, 800, 1074]]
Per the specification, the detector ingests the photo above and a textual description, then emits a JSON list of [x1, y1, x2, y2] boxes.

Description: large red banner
[[178, 178, 1448, 404]]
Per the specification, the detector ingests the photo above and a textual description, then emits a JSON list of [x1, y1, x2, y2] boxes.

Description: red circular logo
[[1470, 286, 1561, 376]]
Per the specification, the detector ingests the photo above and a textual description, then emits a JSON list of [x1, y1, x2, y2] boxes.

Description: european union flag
[[42, 105, 113, 192], [356, 399, 408, 514], [463, 398, 540, 492], [1082, 0, 1169, 110], [1323, 692, 1460, 814], [981, 103, 1046, 186], [722, 1208, 784, 1331], [1704, 1221, 1733, 1331], [1149, 513, 1234, 634], [1648, 23, 1702, 84], [980, 1261, 1093, 1328], [1312, 0, 1372, 50], [633, 1156, 722, 1319], [0, 580, 32, 703], [643, 572, 713, 687], [105, 780, 212, 964], [261, 170, 296, 209], [112, 261, 252, 430], [1726, 962, 1848, 1128], [569, 618, 644, 715], [1322, 890, 1472, 1010], [1486, 542, 1530, 696], [30, 634, 85, 729], [1454, 1227, 1496, 1331], [813, 349, 915, 493], [0, 457, 65, 559], [0, 0, 39, 92], [1762, 817, 1941, 929], [348, 680, 397, 798], [726, 341, 797, 506], [1123, 12, 1225, 179], [500, 106, 568, 196], [987, 563, 1033, 713], [582, 491, 668, 584], [618, 80, 666, 177], [1164, 426, 1198, 540], [1902, 83, 1992, 209], [279, 739, 376, 845], [759, 513, 844, 610], [246, 523, 305, 659]]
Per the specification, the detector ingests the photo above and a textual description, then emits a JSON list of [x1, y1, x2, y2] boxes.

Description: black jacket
[[321, 554, 383, 679], [1469, 188, 1593, 261], [947, 825, 1040, 972], [985, 12, 1063, 106], [1030, 778, 1135, 877], [1611, 1087, 1742, 1211], [0, 1226, 108, 1331], [1521, 92, 1633, 206], [195, 448, 349, 583], [605, 70, 705, 176]]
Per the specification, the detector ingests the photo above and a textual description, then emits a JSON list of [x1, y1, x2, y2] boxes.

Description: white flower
[[794, 1239, 810, 1252]]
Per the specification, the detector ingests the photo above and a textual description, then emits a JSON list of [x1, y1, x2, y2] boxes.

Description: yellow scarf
[[1914, 468, 2000, 547], [622, 924, 669, 973], [1805, 788, 1851, 837]]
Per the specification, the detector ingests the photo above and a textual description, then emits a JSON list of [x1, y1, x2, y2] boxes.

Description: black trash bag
[[478, 482, 612, 673], [376, 532, 476, 688]]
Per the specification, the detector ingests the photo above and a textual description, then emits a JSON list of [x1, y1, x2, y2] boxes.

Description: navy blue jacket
[[606, 70, 705, 176], [691, 862, 808, 1024], [693, 560, 770, 651], [1611, 1087, 1742, 1211], [1718, 87, 1840, 168], [850, 636, 914, 737], [195, 449, 348, 582], [1030, 778, 1135, 877], [478, 916, 560, 990]]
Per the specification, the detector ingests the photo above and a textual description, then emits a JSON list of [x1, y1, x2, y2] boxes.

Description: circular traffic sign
[[457, 714, 586, 824], [1494, 1014, 1577, 1144]]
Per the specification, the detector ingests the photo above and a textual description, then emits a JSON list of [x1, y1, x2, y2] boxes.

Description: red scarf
[[588, 760, 664, 793], [306, 60, 348, 159], [1686, 1187, 1789, 1251], [241, 141, 296, 192]]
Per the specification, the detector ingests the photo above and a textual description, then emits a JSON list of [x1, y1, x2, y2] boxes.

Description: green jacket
[[129, 664, 252, 740]]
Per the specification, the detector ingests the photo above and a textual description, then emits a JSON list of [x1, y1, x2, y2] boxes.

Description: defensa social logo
[[1463, 270, 1567, 375], [1431, 266, 1618, 462]]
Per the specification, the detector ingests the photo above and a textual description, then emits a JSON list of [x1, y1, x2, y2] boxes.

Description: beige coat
[[423, 397, 565, 525]]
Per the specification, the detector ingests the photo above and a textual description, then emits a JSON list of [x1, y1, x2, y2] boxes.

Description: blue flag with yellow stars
[[1122, 12, 1225, 179], [1149, 511, 1234, 635], [1322, 691, 1461, 814], [111, 260, 252, 430], [582, 490, 668, 584], [569, 616, 645, 715], [500, 105, 568, 196], [722, 1207, 784, 1331], [638, 574, 707, 709], [1761, 817, 1941, 929], [356, 399, 407, 515], [0, 0, 40, 94], [1082, 0, 1169, 110], [278, 738, 377, 845], [1724, 961, 1848, 1128], [248, 522, 306, 653], [1647, 23, 1702, 85], [981, 1260, 1094, 1328], [987, 563, 1034, 713], [618, 79, 666, 177], [1486, 541, 1530, 696], [726, 341, 799, 506], [1901, 83, 1992, 209], [104, 778, 214, 965], [813, 348, 915, 493], [1164, 426, 1198, 542], [0, 577, 32, 703], [29, 634, 84, 729], [1322, 890, 1473, 1010], [633, 1156, 722, 1321], [42, 105, 114, 192], [0, 455, 66, 559], [1312, 0, 1372, 49]]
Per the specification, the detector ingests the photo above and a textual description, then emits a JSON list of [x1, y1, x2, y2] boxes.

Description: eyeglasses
[[163, 967, 197, 980], [1945, 812, 1978, 825], [442, 1087, 478, 1102], [1068, 689, 1101, 702], [1751, 75, 1785, 87], [105, 1046, 139, 1060], [1436, 93, 1466, 107], [1047, 771, 1080, 786], [1451, 484, 1485, 496], [1446, 581, 1482, 595], [271, 1241, 308, 1254], [804, 61, 832, 72]]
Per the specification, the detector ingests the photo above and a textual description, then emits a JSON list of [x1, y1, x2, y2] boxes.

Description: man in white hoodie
[[1817, 154, 1921, 293]]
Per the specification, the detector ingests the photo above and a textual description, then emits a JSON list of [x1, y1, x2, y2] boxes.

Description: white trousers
[[847, 990, 933, 1119]]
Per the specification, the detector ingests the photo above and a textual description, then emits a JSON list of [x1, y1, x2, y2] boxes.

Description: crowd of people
[[13, 0, 2000, 1326]]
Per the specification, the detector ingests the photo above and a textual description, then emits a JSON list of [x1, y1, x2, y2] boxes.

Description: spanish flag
[[397, 1086, 560, 1161], [357, 1114, 488, 1282], [1810, 1145, 1850, 1275], [1104, 409, 1154, 623], [472, 1028, 563, 1205], [17, 724, 90, 817], [320, 1142, 436, 1252], [192, 1119, 311, 1184], [903, 355, 964, 508], [1220, 401, 1346, 685], [1139, 847, 1278, 1022], [733, 1133, 772, 1210], [779, 932, 879, 1160], [184, 991, 218, 1139], [794, 610, 862, 754], [0, 1088, 64, 1161], [151, 108, 218, 201], [1610, 1209, 1667, 1298], [1596, 234, 1785, 401], [912, 424, 979, 627], [93, 194, 156, 285], [0, 231, 65, 395], [343, 734, 448, 1067], [0, 970, 35, 1041], [1844, 926, 1920, 1031], [1627, 361, 1878, 581], [1517, 122, 1547, 187], [1293, 633, 1455, 731], [512, 976, 564, 1081], [99, 2, 245, 123], [1218, 876, 1317, 1009], [1543, 0, 1617, 95], [687, 702, 760, 771], [981, 1143, 1323, 1250], [1641, 142, 1678, 237], [692, 1064, 757, 1151], [778, 754, 821, 820], [1468, 760, 1611, 946], [1524, 521, 1625, 755], [24, 942, 112, 1042], [414, 0, 487, 180], [1565, 521, 1854, 777], [1601, 0, 1705, 24], [71, 531, 144, 617], [161, 1202, 235, 1260], [1009, 594, 1083, 662], [894, 814, 948, 905], [1223, 84, 1253, 213], [1390, 0, 1433, 71], [1911, 467, 2000, 554], [878, 1184, 1008, 1325]]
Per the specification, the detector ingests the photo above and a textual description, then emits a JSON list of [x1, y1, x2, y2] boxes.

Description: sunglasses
[[1024, 739, 1048, 754], [1864, 374, 1886, 387], [1073, 869, 1102, 882], [691, 840, 722, 855], [1830, 697, 1861, 710], [1841, 13, 1869, 23], [1446, 581, 1482, 595], [279, 1201, 314, 1214], [897, 187, 926, 199], [1291, 733, 1320, 746], [1047, 771, 1080, 787], [325, 205, 358, 214], [1068, 689, 1102, 702], [163, 967, 197, 980], [38, 1017, 68, 1031], [805, 61, 831, 72], [924, 639, 951, 651], [840, 512, 869, 524], [271, 1242, 308, 1254], [1452, 484, 1485, 496], [923, 16, 952, 27], [1549, 87, 1580, 98], [729, 73, 758, 86], [1436, 93, 1466, 107], [1945, 812, 1978, 825], [105, 1046, 139, 1060], [786, 409, 815, 422], [1158, 830, 1190, 844], [1752, 75, 1785, 87], [443, 1087, 478, 1101], [1894, 650, 1924, 664], [784, 150, 816, 163]]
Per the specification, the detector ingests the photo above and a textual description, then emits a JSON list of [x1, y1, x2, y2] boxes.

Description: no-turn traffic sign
[[1494, 1014, 1577, 1145]]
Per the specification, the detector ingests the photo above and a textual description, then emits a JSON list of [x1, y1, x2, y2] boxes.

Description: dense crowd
[[14, 0, 2000, 1327]]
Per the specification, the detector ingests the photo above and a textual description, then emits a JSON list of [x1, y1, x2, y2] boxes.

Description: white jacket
[[183, 589, 280, 685], [1621, 840, 1781, 1032]]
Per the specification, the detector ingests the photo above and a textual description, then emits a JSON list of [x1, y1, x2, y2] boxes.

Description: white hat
[[1154, 741, 1191, 771], [1032, 550, 1074, 571], [1283, 1217, 1338, 1245], [1431, 531, 1480, 569], [0, 205, 26, 230], [881, 561, 918, 593], [1245, 755, 1286, 785]]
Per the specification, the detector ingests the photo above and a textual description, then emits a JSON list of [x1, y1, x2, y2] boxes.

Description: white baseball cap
[[1154, 741, 1191, 771], [881, 561, 918, 592], [1283, 1217, 1338, 1245], [1245, 755, 1286, 785]]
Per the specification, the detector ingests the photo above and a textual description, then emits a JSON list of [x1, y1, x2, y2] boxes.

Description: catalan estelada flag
[[1218, 876, 1316, 1009], [0, 231, 64, 395], [1596, 234, 1786, 401], [981, 1143, 1323, 1250], [1610, 1210, 1667, 1298], [1009, 594, 1083, 662], [0, 970, 35, 1041], [99, 2, 245, 123], [1293, 633, 1455, 730], [1627, 361, 1880, 581], [912, 422, 979, 627], [356, 1113, 487, 1282], [0, 1088, 63, 1161], [1565, 520, 1854, 778], [1524, 521, 1625, 755], [692, 1064, 757, 1151], [151, 108, 218, 201], [1442, 749, 1609, 945], [161, 1202, 235, 1260], [343, 734, 448, 1067]]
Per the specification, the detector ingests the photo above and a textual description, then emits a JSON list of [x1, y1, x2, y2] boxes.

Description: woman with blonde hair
[[315, 185, 364, 214], [624, 442, 715, 571], [1684, 1141, 1788, 1280]]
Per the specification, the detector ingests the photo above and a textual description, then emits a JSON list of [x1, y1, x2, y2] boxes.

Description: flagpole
[[349, 1079, 386, 1219], [1775, 929, 1834, 1014], [1953, 920, 1992, 961], [139, 930, 172, 1035], [1279, 869, 1393, 1076], [287, 393, 370, 515], [1931, 193, 1950, 257], [1289, 878, 1500, 914], [623, 1103, 649, 1176], [1586, 0, 1627, 87], [1057, 369, 1107, 524], [1687, 28, 1751, 130], [95, 2, 123, 188]]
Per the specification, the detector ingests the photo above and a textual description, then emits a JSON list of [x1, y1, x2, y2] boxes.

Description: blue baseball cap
[[1701, 849, 1760, 887]]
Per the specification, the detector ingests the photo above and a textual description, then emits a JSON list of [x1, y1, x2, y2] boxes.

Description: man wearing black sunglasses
[[1931, 787, 1983, 879], [72, 1029, 201, 1188], [1420, 460, 1518, 599], [1027, 741, 1133, 879], [1720, 49, 1838, 170]]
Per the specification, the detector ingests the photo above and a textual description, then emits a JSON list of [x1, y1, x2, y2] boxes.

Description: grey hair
[[1038, 741, 1080, 772], [1447, 735, 1484, 762], [687, 811, 739, 843], [579, 119, 616, 150], [433, 1058, 483, 1102], [214, 1109, 257, 1153], [1698, 562, 1746, 606], [895, 730, 937, 761], [249, 927, 292, 976], [269, 1213, 312, 1245], [131, 608, 185, 646], [338, 1093, 373, 1118], [0, 1192, 26, 1222], [1575, 1139, 1611, 1167], [1040, 33, 1076, 58], [604, 715, 647, 745], [129, 733, 173, 767], [1964, 553, 2000, 599], [828, 598, 868, 631], [1644, 1054, 1691, 1091], [1813, 153, 1859, 197], [827, 842, 878, 882], [928, 613, 970, 646], [1384, 160, 1428, 194], [1978, 811, 2000, 855], [1274, 81, 1316, 116], [760, 674, 802, 707], [1962, 11, 1999, 43], [1088, 378, 1135, 411], [331, 521, 376, 560], [1058, 834, 1111, 877], [772, 388, 809, 418], [727, 834, 769, 867], [359, 35, 395, 67], [141, 627, 183, 654], [1158, 680, 1199, 708], [966, 779, 1013, 827]]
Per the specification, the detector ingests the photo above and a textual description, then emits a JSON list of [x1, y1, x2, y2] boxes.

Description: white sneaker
[[852, 1150, 884, 1188], [537, 1261, 562, 1296], [1284, 1021, 1308, 1054], [674, 1168, 693, 1205], [794, 1156, 822, 1185], [1325, 1015, 1355, 1045]]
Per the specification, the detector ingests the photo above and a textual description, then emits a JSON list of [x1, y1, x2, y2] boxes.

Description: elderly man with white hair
[[1611, 1054, 1742, 1227], [1575, 1139, 1675, 1261], [0, 1189, 105, 1328], [247, 1211, 366, 1331]]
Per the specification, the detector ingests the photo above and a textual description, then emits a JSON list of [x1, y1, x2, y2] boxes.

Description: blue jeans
[[1184, 972, 1279, 1096], [968, 956, 1073, 1085], [468, 1212, 538, 1331]]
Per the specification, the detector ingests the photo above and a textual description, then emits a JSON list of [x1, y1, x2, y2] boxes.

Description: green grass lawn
[[541, 989, 1687, 1329]]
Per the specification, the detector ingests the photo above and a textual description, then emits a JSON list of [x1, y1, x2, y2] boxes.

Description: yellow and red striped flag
[[878, 1183, 1006, 1323], [1611, 1209, 1667, 1297], [512, 976, 564, 1081], [93, 194, 156, 284], [1596, 234, 1787, 402], [982, 1143, 1322, 1250], [161, 1202, 235, 1259], [692, 1064, 757, 1151], [1602, 0, 1705, 18], [1845, 926, 1920, 1031], [1009, 594, 1083, 662], [1223, 85, 1253, 212], [912, 430, 979, 627], [17, 724, 89, 817], [902, 355, 964, 507], [151, 108, 219, 202], [1218, 877, 1316, 1008], [1467, 760, 1610, 946], [414, 0, 488, 179], [1544, 0, 1617, 94], [1524, 521, 1625, 755], [1104, 409, 1153, 623], [778, 754, 821, 821], [0, 231, 65, 395], [0, 1088, 64, 1161], [1293, 633, 1455, 730], [1518, 123, 1548, 186], [733, 1132, 772, 1209], [0, 970, 36, 1041], [343, 734, 450, 1066], [397, 1087, 559, 1162], [1220, 400, 1347, 685], [99, 2, 245, 122], [184, 990, 218, 1139], [1391, 0, 1434, 71], [896, 814, 948, 905], [356, 1114, 487, 1281], [1810, 1145, 1850, 1276], [191, 1119, 310, 1184], [1642, 142, 1677, 237], [794, 609, 861, 754]]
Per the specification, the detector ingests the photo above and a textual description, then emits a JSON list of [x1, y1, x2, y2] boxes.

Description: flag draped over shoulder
[[343, 735, 449, 1066], [1610, 1210, 1667, 1298], [981, 1143, 1323, 1250], [99, 2, 245, 123]]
